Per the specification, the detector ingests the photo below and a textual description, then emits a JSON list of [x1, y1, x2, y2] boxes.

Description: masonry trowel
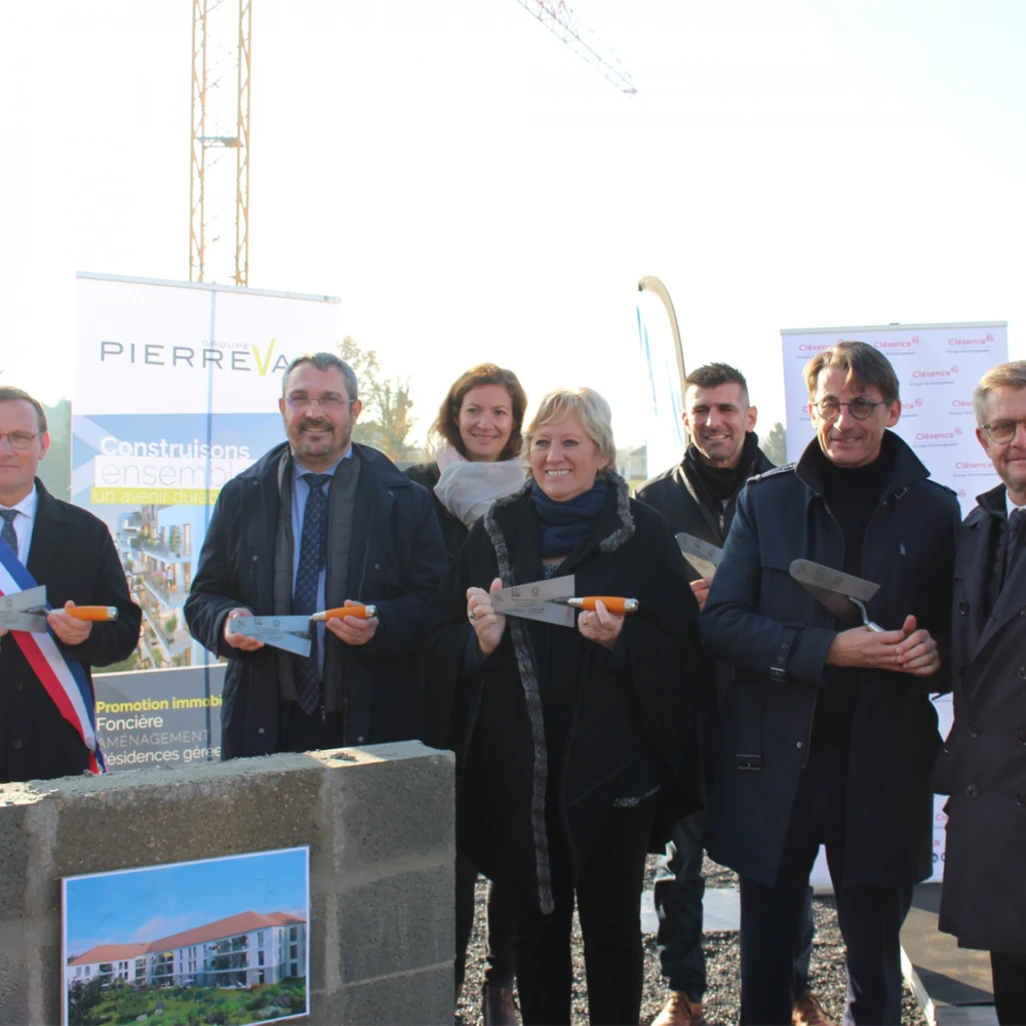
[[788, 559, 884, 632]]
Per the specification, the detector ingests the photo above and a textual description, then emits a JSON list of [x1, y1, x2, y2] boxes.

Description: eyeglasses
[[0, 431, 38, 450], [284, 394, 354, 410], [981, 419, 1026, 445], [811, 397, 890, 421]]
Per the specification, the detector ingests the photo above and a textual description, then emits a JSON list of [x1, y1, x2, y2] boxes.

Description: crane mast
[[190, 0, 252, 286]]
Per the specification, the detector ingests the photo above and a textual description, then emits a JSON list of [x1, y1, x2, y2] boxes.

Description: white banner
[[781, 321, 1007, 515], [73, 273, 340, 672], [782, 321, 1005, 886]]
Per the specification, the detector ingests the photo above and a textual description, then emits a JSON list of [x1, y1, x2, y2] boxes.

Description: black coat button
[[11, 739, 22, 750], [1018, 730, 1026, 745], [13, 680, 23, 691], [958, 600, 969, 615], [1018, 793, 1026, 807], [969, 723, 982, 738], [1020, 666, 1026, 680], [966, 783, 979, 798]]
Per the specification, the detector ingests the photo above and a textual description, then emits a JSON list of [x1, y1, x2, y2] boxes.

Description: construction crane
[[190, 0, 252, 286], [513, 0, 636, 95]]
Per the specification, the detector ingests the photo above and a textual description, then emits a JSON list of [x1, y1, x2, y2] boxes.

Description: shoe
[[482, 984, 519, 1025], [792, 992, 835, 1026], [651, 991, 705, 1026]]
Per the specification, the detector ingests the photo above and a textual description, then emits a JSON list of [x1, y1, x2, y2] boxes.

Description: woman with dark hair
[[424, 387, 703, 1026], [405, 363, 528, 1025]]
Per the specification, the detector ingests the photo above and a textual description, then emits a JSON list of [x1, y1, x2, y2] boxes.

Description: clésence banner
[[782, 321, 1007, 886], [73, 272, 340, 676], [781, 321, 1008, 515]]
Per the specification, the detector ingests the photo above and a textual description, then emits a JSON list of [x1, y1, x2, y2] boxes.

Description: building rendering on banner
[[66, 910, 305, 990]]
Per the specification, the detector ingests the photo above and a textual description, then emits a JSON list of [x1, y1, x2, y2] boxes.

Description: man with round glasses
[[933, 360, 1026, 1025], [0, 386, 141, 782], [701, 342, 959, 1024], [185, 353, 447, 759]]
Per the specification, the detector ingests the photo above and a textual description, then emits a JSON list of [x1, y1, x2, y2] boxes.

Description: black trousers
[[739, 739, 912, 1026], [655, 808, 816, 1001], [514, 795, 657, 1026], [455, 845, 517, 991], [990, 951, 1026, 1026]]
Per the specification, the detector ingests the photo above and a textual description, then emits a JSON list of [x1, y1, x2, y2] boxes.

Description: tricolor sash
[[0, 536, 106, 773]]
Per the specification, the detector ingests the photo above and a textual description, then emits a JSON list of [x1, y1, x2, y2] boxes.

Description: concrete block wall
[[0, 741, 455, 1026]]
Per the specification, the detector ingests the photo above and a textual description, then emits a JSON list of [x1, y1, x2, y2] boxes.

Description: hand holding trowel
[[676, 533, 723, 611], [225, 602, 378, 656], [789, 559, 940, 676], [468, 574, 639, 655], [0, 585, 118, 635]]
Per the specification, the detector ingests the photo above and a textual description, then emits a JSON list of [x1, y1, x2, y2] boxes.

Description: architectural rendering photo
[[62, 848, 309, 1026]]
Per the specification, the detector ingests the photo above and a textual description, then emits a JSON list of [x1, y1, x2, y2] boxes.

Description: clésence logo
[[912, 366, 959, 380], [99, 338, 291, 377], [948, 333, 994, 347]]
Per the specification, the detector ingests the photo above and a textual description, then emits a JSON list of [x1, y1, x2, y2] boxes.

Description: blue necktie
[[1008, 507, 1025, 569], [0, 509, 17, 555], [295, 474, 331, 716]]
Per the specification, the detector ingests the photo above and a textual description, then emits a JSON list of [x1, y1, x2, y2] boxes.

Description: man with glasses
[[933, 361, 1026, 1025], [702, 342, 959, 1024], [185, 353, 447, 758], [0, 386, 141, 782]]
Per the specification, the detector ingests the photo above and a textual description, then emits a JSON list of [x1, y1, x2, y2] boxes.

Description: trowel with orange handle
[[0, 585, 119, 633], [488, 575, 639, 628], [227, 604, 379, 656]]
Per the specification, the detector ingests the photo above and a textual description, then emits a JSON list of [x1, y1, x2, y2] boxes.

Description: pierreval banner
[[781, 321, 1007, 886], [73, 272, 340, 680]]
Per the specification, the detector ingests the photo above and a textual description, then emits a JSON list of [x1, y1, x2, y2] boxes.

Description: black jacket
[[701, 432, 960, 888], [636, 434, 774, 554], [0, 480, 141, 782], [184, 442, 447, 758], [422, 475, 704, 911], [935, 484, 1026, 952], [403, 461, 468, 561]]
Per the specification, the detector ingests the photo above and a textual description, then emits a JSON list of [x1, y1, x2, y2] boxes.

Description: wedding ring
[[581, 615, 590, 629], [468, 610, 477, 621]]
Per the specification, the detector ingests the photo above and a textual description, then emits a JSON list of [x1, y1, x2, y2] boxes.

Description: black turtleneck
[[818, 444, 893, 577]]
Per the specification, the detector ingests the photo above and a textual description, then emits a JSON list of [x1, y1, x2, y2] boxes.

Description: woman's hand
[[467, 578, 506, 657], [578, 599, 624, 651]]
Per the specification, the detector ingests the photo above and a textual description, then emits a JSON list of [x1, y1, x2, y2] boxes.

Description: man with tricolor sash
[[0, 386, 141, 783]]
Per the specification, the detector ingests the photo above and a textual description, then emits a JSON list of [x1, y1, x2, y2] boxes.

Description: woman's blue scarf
[[531, 479, 610, 558]]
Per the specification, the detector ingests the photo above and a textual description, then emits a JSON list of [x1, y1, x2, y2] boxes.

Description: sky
[[63, 847, 308, 957], [2, 0, 1024, 452]]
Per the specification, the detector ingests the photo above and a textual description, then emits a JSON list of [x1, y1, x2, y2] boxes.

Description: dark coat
[[403, 462, 468, 561], [701, 432, 960, 888], [635, 435, 774, 551], [0, 480, 141, 783], [935, 485, 1026, 953], [184, 442, 448, 758], [422, 475, 705, 911]]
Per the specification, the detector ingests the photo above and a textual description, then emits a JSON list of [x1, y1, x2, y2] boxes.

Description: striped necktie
[[1008, 506, 1026, 569]]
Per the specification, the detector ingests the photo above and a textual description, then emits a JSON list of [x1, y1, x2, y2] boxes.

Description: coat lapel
[[975, 546, 1026, 659], [25, 480, 67, 590], [958, 511, 992, 657]]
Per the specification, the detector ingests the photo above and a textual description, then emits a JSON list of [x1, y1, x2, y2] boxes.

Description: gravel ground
[[455, 858, 929, 1025]]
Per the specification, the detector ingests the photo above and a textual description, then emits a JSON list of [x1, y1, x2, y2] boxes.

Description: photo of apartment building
[[65, 910, 306, 991]]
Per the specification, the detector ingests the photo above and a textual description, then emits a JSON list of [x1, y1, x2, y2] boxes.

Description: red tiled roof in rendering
[[68, 910, 305, 966]]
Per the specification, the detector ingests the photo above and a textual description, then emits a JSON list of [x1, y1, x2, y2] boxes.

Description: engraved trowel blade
[[490, 575, 577, 628], [789, 559, 880, 620], [676, 534, 723, 580]]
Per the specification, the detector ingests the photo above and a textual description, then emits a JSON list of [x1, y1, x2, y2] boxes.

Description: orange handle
[[577, 597, 637, 614], [66, 606, 119, 622], [317, 604, 378, 621]]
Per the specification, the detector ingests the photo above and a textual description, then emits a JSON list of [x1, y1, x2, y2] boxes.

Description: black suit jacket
[[0, 479, 141, 783], [936, 485, 1026, 952]]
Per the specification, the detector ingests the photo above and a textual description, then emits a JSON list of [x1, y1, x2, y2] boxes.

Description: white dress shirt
[[0, 485, 38, 565]]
